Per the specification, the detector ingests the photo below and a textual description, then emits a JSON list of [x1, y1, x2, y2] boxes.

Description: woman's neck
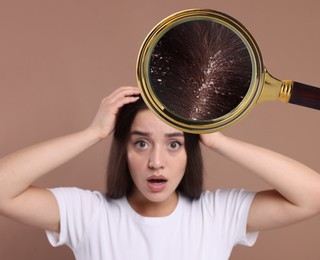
[[127, 191, 179, 217]]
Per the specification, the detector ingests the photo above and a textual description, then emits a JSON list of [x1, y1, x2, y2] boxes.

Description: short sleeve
[[45, 187, 104, 250], [212, 189, 259, 247]]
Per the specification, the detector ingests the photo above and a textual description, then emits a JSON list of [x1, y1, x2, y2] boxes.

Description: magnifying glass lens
[[149, 20, 252, 121]]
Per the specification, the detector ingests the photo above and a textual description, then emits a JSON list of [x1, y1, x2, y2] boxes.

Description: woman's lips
[[147, 175, 168, 192]]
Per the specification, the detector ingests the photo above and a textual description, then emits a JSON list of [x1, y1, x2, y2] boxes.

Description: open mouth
[[147, 176, 168, 184], [147, 176, 168, 192], [148, 179, 167, 185]]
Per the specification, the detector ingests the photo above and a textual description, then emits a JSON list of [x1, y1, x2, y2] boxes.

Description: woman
[[0, 86, 320, 259]]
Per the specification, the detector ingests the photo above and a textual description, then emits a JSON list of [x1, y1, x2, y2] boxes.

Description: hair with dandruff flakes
[[149, 20, 252, 120]]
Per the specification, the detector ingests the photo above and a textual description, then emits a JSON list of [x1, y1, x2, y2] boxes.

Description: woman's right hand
[[88, 86, 140, 140]]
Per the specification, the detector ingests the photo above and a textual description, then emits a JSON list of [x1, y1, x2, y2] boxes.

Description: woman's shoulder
[[200, 188, 255, 203], [184, 189, 255, 211], [48, 187, 108, 206], [49, 186, 129, 209]]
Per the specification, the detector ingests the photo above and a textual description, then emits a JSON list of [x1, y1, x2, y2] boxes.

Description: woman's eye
[[169, 141, 181, 150], [134, 140, 149, 149]]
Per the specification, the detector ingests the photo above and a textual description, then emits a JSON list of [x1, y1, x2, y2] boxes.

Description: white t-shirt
[[46, 187, 258, 260]]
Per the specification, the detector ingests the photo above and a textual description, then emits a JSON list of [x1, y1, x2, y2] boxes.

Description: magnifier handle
[[289, 82, 320, 110]]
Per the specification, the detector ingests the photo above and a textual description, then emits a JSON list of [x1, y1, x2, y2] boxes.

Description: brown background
[[1, 0, 319, 259]]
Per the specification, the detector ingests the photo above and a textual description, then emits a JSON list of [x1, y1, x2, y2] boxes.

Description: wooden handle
[[289, 82, 320, 110]]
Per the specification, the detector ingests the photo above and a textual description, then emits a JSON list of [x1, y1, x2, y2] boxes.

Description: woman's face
[[126, 109, 187, 208]]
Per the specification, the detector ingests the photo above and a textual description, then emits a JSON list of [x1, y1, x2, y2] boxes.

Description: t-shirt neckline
[[123, 193, 184, 224]]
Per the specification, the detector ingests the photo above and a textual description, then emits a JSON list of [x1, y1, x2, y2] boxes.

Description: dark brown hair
[[106, 97, 203, 200], [149, 20, 252, 120]]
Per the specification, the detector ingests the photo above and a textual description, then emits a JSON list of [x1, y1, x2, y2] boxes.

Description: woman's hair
[[149, 20, 252, 120], [106, 97, 203, 200]]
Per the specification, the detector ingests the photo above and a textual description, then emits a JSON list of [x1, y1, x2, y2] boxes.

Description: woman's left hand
[[200, 132, 225, 151]]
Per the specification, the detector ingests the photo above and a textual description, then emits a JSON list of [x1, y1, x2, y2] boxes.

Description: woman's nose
[[148, 146, 164, 169]]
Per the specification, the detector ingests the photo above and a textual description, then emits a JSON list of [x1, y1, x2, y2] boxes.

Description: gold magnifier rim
[[137, 8, 264, 133]]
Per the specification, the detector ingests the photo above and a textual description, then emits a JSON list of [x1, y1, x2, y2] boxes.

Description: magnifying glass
[[136, 9, 320, 133]]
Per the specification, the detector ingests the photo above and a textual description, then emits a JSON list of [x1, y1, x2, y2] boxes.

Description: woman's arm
[[0, 86, 140, 232], [201, 132, 320, 232]]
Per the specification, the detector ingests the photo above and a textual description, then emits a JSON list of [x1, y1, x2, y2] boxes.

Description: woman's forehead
[[131, 109, 183, 135]]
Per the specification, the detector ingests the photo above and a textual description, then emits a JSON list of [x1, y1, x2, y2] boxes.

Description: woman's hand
[[200, 131, 225, 151], [88, 86, 140, 140]]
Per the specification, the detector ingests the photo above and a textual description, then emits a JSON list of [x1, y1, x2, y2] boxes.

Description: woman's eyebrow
[[165, 132, 184, 138], [130, 130, 150, 137], [130, 131, 183, 138]]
